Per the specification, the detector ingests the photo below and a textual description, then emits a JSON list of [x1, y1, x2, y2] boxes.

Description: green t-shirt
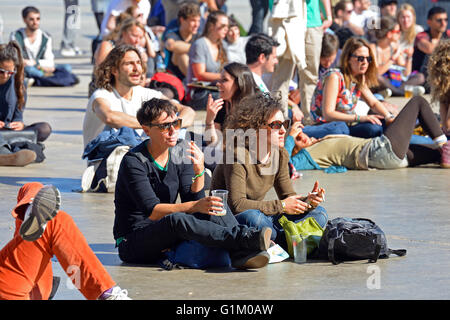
[[306, 0, 323, 28]]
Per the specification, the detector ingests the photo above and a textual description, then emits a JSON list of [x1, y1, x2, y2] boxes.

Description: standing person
[[0, 41, 51, 166], [248, 0, 269, 35], [113, 98, 272, 269], [310, 37, 395, 139], [186, 10, 229, 109], [296, 0, 333, 124], [210, 93, 327, 249], [412, 7, 450, 91], [164, 1, 201, 81], [60, 0, 83, 57], [91, 0, 110, 32], [428, 40, 450, 167], [0, 182, 131, 300], [245, 33, 303, 122]]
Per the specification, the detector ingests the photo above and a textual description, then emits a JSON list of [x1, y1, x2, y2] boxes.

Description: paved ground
[[0, 1, 449, 301]]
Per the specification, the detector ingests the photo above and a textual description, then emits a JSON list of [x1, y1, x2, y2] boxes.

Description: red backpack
[[150, 72, 185, 101]]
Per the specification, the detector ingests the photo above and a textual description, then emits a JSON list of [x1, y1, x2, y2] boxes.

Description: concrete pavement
[[0, 0, 449, 300]]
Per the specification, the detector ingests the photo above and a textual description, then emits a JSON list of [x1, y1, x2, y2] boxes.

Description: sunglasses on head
[[146, 119, 182, 132], [351, 54, 373, 63], [267, 119, 291, 130], [0, 67, 16, 76]]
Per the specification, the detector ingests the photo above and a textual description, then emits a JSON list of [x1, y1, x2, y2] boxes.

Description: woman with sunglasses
[[287, 96, 448, 171], [370, 16, 425, 97], [186, 11, 229, 110], [310, 37, 395, 139], [0, 41, 51, 166], [210, 93, 327, 249], [114, 98, 273, 269]]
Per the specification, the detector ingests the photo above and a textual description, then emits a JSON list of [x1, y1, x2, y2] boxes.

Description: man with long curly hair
[[83, 44, 195, 149]]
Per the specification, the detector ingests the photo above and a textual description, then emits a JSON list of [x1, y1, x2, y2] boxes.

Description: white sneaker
[[100, 287, 132, 300], [60, 48, 76, 57], [80, 165, 95, 192], [412, 86, 425, 97]]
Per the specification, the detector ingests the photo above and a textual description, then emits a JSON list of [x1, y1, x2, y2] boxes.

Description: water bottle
[[156, 54, 166, 73]]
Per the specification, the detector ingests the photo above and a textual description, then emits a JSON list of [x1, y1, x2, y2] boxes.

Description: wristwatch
[[281, 200, 287, 213]]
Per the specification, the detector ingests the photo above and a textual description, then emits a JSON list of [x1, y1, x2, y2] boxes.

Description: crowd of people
[[0, 0, 450, 300]]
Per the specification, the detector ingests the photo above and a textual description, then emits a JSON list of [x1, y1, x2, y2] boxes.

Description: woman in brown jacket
[[210, 93, 328, 248]]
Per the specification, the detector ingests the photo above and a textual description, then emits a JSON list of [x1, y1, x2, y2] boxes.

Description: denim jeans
[[235, 206, 328, 250], [118, 204, 261, 264], [248, 0, 269, 34], [25, 64, 73, 79], [302, 121, 350, 139], [348, 121, 385, 138]]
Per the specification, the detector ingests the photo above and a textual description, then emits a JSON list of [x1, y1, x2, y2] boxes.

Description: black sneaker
[[19, 185, 61, 241], [231, 250, 270, 269]]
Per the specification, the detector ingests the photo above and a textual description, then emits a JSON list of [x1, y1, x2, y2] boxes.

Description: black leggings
[[24, 122, 52, 142], [384, 96, 443, 165]]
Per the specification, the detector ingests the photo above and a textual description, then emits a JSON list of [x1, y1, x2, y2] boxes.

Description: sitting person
[[210, 93, 327, 251], [0, 182, 130, 300], [329, 1, 360, 49], [370, 16, 425, 97], [287, 96, 448, 171], [164, 1, 201, 81], [10, 6, 77, 87], [412, 6, 450, 92], [310, 37, 395, 139], [82, 45, 195, 190], [428, 40, 450, 167], [186, 10, 229, 109], [113, 98, 272, 269], [224, 16, 248, 65], [397, 3, 423, 67], [0, 41, 51, 166]]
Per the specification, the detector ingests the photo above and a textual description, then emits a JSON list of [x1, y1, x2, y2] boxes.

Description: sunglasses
[[267, 119, 291, 130], [0, 67, 16, 76], [146, 119, 182, 132], [351, 54, 373, 63]]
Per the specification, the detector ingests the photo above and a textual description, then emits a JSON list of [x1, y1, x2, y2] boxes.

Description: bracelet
[[192, 169, 205, 182], [281, 200, 286, 213]]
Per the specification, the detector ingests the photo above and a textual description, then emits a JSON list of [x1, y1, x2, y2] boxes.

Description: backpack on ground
[[318, 217, 407, 265]]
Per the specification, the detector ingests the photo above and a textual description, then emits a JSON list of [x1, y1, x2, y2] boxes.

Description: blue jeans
[[348, 121, 385, 138], [25, 64, 72, 78], [302, 121, 349, 139], [235, 206, 328, 250]]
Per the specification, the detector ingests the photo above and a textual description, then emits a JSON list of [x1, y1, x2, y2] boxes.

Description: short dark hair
[[379, 0, 398, 8], [22, 6, 40, 19], [428, 6, 447, 20], [136, 98, 178, 126], [321, 33, 339, 57], [375, 15, 397, 40], [245, 33, 279, 65], [177, 1, 201, 20]]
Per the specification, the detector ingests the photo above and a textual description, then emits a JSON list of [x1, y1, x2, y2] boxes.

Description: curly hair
[[94, 44, 143, 91], [428, 40, 450, 106]]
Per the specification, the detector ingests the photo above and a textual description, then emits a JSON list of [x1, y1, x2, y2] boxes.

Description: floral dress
[[310, 68, 361, 123]]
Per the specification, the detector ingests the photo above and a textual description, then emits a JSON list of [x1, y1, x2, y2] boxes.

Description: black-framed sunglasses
[[145, 118, 182, 132], [0, 67, 16, 76], [351, 54, 373, 63], [267, 119, 291, 130]]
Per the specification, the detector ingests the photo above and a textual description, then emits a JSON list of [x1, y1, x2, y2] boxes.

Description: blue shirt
[[0, 75, 25, 124]]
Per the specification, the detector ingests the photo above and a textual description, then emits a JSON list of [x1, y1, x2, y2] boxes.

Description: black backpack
[[318, 218, 407, 265]]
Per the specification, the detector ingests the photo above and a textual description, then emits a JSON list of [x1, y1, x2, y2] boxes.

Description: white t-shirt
[[83, 86, 162, 147], [100, 0, 151, 37], [10, 28, 55, 68], [350, 9, 377, 29]]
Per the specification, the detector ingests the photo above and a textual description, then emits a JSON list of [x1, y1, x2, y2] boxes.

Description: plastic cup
[[211, 190, 228, 216], [404, 85, 413, 98], [291, 235, 307, 264]]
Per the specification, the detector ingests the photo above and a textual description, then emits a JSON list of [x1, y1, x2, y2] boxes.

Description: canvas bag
[[278, 215, 324, 258], [318, 217, 407, 265]]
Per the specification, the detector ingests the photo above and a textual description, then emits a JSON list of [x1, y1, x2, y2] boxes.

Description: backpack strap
[[368, 234, 382, 263], [386, 248, 407, 257], [327, 235, 340, 265]]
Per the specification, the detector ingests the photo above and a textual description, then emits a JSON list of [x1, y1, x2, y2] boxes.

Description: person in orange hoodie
[[0, 182, 131, 300]]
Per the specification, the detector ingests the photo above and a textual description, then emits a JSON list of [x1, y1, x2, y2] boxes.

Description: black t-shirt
[[113, 140, 205, 239]]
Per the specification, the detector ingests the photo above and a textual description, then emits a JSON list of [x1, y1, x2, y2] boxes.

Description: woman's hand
[[283, 195, 310, 215], [9, 121, 25, 131], [306, 181, 325, 209], [191, 196, 224, 215], [360, 114, 384, 126], [205, 94, 224, 125], [186, 141, 205, 175], [288, 121, 304, 138]]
